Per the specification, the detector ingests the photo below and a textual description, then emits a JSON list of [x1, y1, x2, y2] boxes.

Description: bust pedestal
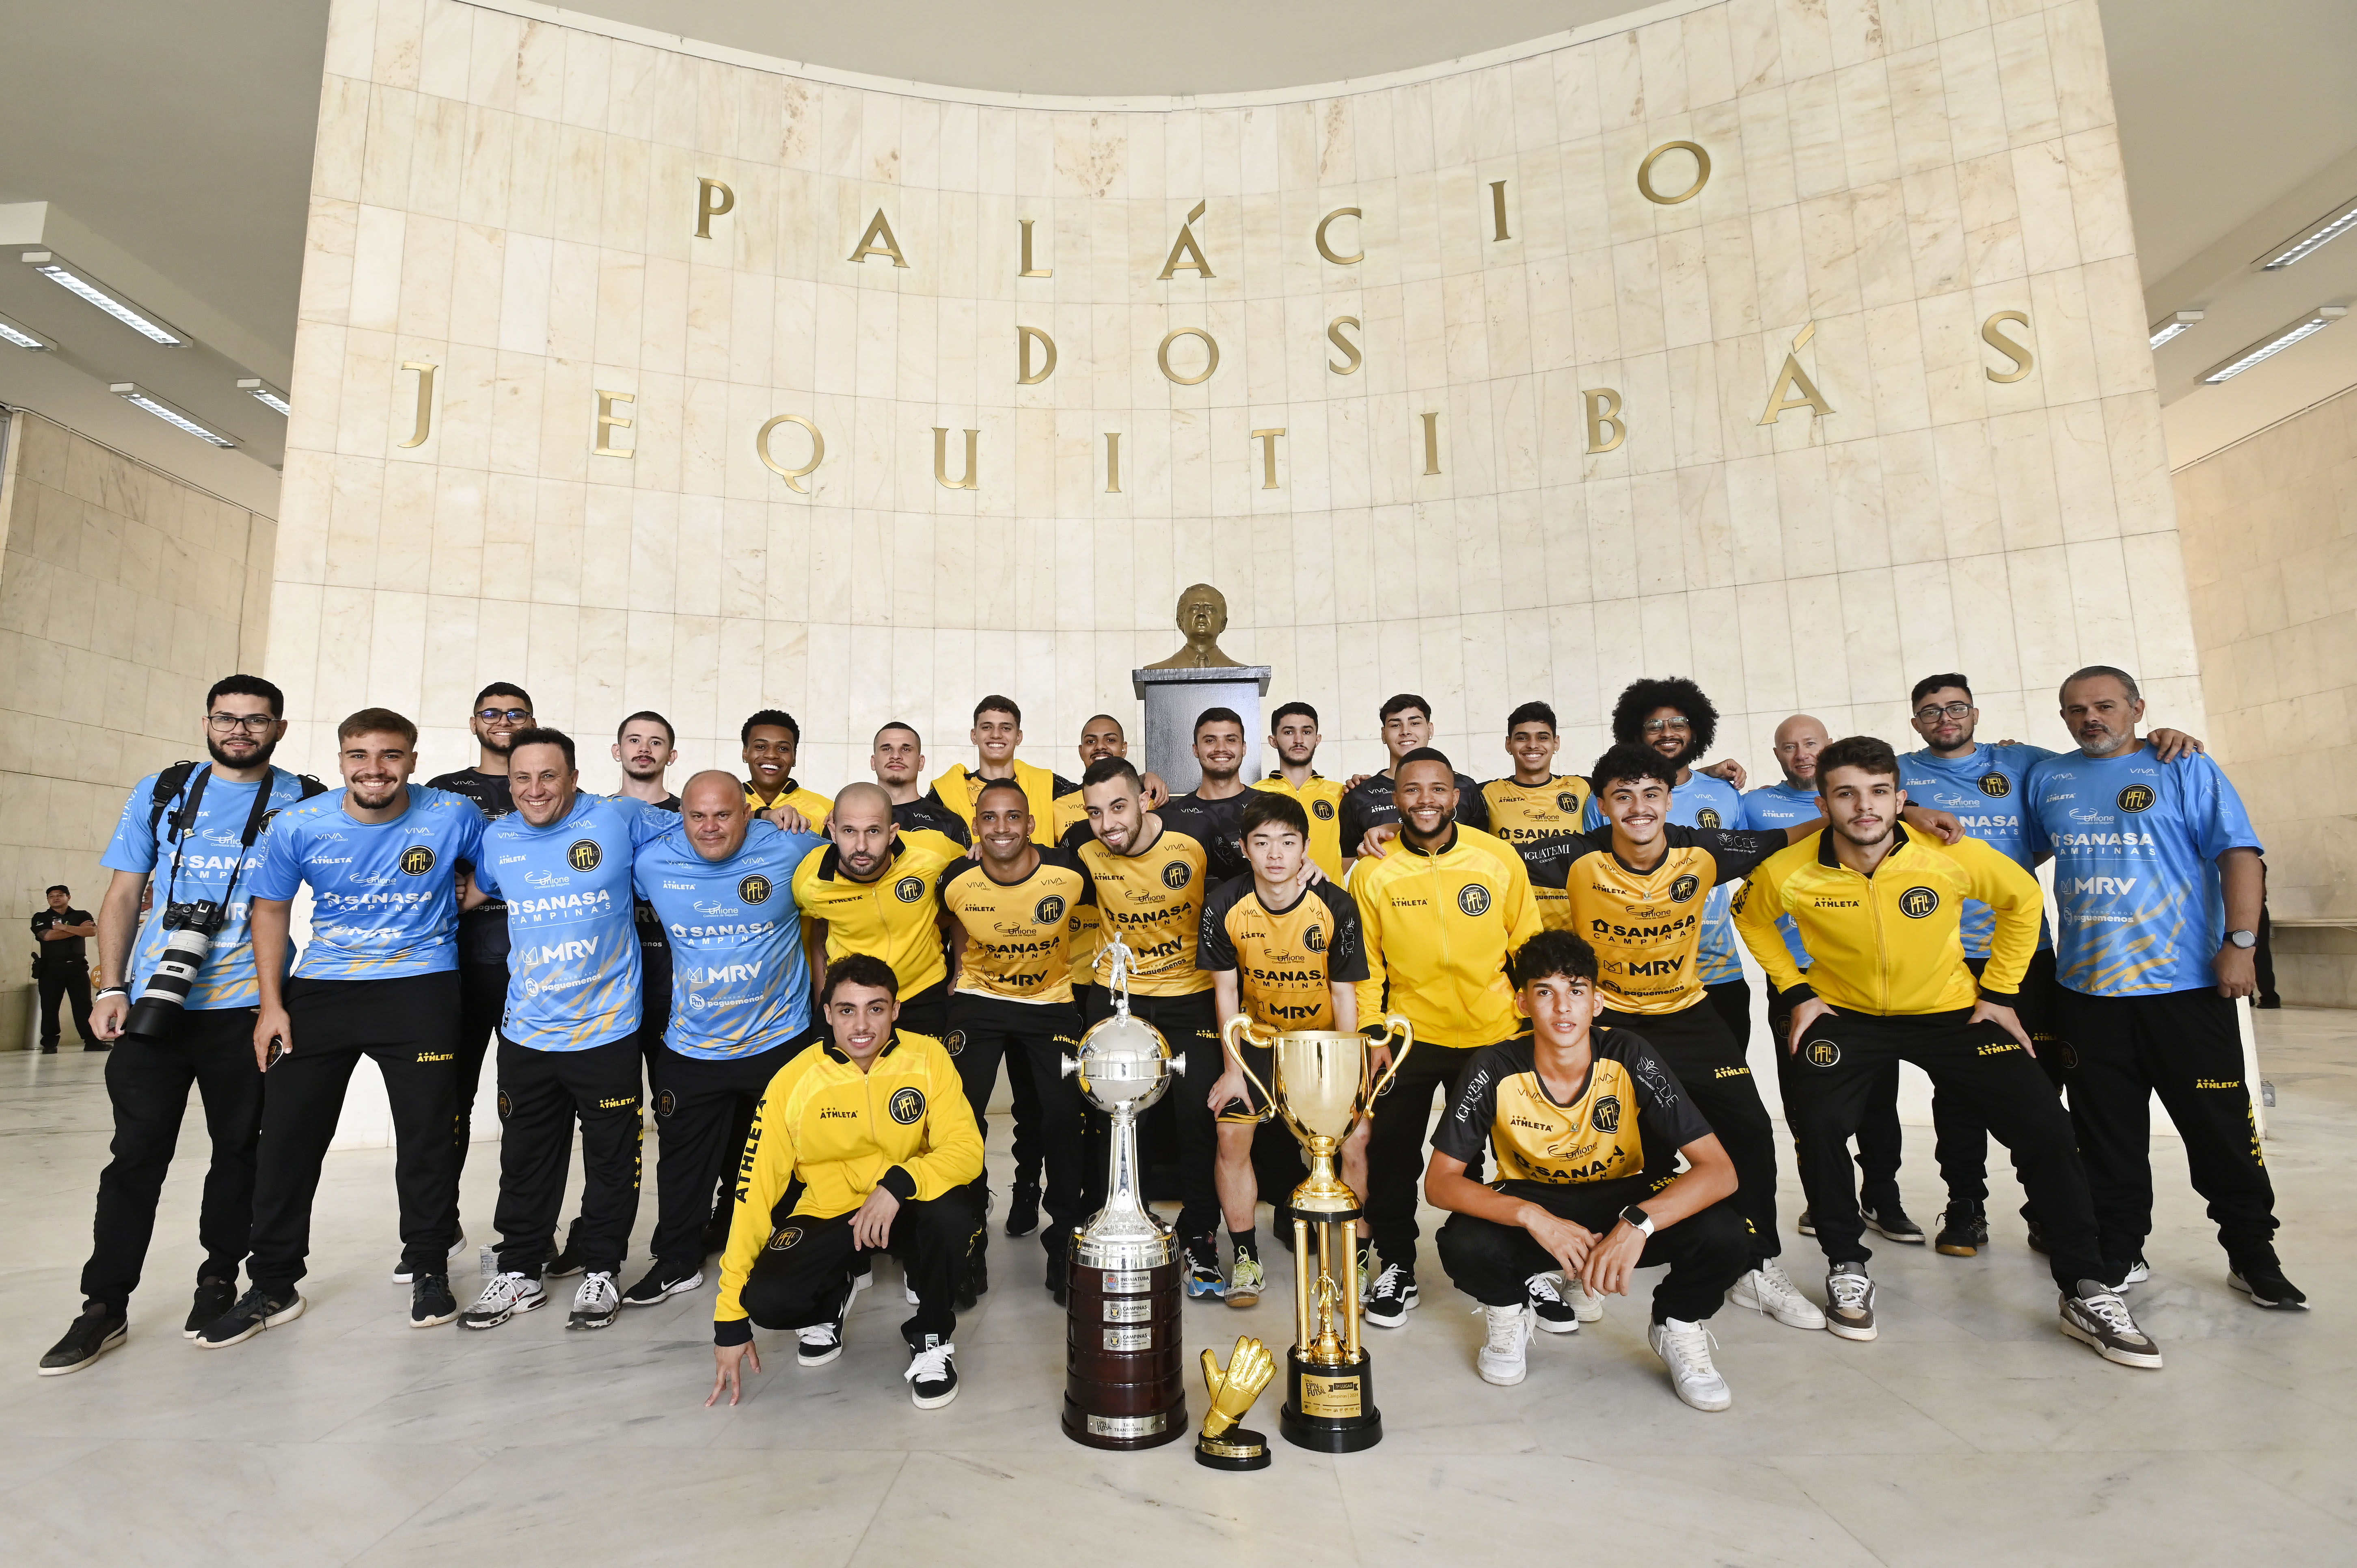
[[1132, 666, 1271, 795]]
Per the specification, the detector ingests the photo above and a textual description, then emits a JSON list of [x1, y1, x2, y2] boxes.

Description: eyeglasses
[[1641, 716, 1691, 734], [206, 713, 277, 733], [1914, 702, 1973, 722], [476, 707, 532, 723]]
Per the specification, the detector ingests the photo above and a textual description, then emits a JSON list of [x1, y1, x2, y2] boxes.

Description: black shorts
[[1216, 1039, 1275, 1125]]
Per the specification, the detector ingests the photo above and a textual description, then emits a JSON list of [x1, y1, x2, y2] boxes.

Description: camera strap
[[156, 766, 300, 912]]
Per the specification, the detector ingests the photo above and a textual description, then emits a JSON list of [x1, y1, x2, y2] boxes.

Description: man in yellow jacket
[[1734, 735, 2161, 1371], [706, 953, 982, 1411]]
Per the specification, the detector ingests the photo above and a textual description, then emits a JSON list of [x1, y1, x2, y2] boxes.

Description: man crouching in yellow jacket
[[707, 953, 982, 1411]]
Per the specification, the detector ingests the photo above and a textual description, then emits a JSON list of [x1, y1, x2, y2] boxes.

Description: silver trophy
[[1062, 934, 1187, 1271]]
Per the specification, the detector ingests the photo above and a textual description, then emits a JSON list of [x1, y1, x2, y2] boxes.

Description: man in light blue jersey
[[621, 770, 824, 1309], [1749, 715, 1920, 1247], [2029, 666, 2298, 1309], [459, 727, 675, 1334], [39, 675, 323, 1376], [193, 710, 487, 1346], [1904, 673, 2202, 1257]]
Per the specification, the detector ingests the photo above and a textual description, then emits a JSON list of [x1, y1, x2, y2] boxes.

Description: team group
[[38, 662, 2294, 1413]]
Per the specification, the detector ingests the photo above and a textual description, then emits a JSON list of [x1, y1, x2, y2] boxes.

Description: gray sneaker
[[2060, 1283, 2162, 1369], [567, 1270, 622, 1331], [1825, 1264, 1877, 1341]]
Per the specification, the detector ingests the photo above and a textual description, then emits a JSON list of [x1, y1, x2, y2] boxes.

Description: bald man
[[1745, 717, 1920, 1247], [622, 772, 825, 1306], [791, 782, 965, 1040]]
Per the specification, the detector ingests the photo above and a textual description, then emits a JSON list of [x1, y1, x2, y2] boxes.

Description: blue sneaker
[[1182, 1239, 1226, 1299]]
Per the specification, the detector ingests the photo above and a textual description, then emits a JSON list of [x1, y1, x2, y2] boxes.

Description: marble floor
[[4, 1012, 2355, 1566]]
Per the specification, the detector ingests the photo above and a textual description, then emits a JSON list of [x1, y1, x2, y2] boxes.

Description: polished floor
[[5, 1012, 2354, 1566]]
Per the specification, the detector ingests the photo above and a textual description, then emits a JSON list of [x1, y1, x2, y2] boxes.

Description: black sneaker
[[183, 1277, 237, 1338], [2060, 1281, 2163, 1368], [623, 1263, 705, 1306], [194, 1285, 305, 1348], [1046, 1251, 1069, 1307], [543, 1238, 586, 1279], [1796, 1207, 1817, 1236], [38, 1304, 127, 1376], [1934, 1204, 1988, 1257], [1862, 1201, 1925, 1244], [410, 1274, 460, 1328], [1525, 1272, 1580, 1335], [2230, 1262, 2309, 1310], [1004, 1179, 1040, 1238], [904, 1332, 959, 1408], [1363, 1261, 1417, 1329], [1181, 1239, 1225, 1300], [392, 1226, 466, 1285], [797, 1306, 848, 1366], [957, 1247, 988, 1311]]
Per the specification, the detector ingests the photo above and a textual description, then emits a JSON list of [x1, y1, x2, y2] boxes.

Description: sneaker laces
[[2076, 1289, 2141, 1337], [473, 1272, 527, 1308], [1827, 1270, 1871, 1311], [1232, 1255, 1265, 1286], [1371, 1262, 1409, 1299], [576, 1270, 617, 1308], [904, 1339, 956, 1384], [1755, 1259, 1802, 1303], [1479, 1303, 1531, 1352], [796, 1321, 839, 1346], [1656, 1321, 1720, 1377], [1525, 1272, 1566, 1305]]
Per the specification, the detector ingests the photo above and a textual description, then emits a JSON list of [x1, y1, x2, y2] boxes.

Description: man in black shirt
[[31, 885, 101, 1052], [1158, 706, 1251, 861], [869, 721, 971, 845], [1337, 693, 1490, 864]]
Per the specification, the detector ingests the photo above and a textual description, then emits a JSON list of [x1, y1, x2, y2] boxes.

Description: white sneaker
[[1649, 1318, 1733, 1411], [1567, 1273, 1606, 1323], [460, 1270, 546, 1330], [1476, 1301, 1536, 1386], [567, 1270, 620, 1331], [1727, 1259, 1828, 1331]]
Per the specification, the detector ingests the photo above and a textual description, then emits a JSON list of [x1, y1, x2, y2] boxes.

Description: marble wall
[[270, 0, 2204, 797]]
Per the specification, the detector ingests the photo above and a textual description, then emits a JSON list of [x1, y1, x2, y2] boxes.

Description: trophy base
[[1062, 1255, 1185, 1449], [1278, 1348, 1382, 1453], [1195, 1428, 1273, 1470], [1063, 1392, 1187, 1450]]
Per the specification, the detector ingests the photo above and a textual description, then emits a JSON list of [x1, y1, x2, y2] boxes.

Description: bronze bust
[[1144, 583, 1243, 669]]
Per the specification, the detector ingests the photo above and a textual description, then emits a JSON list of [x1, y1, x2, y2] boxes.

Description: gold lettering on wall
[[1159, 201, 1214, 280], [1017, 326, 1058, 385], [1251, 428, 1286, 489], [1583, 388, 1627, 453], [1490, 181, 1511, 242], [1758, 324, 1833, 425], [1982, 311, 2035, 383], [397, 361, 436, 449], [934, 426, 979, 490], [594, 390, 636, 457], [1637, 141, 1712, 205], [1421, 411, 1442, 476], [1019, 218, 1052, 278], [849, 210, 910, 267], [1315, 207, 1364, 265], [695, 177, 735, 239], [1157, 327, 1219, 386], [1104, 432, 1121, 494], [755, 414, 823, 493], [1327, 317, 1363, 375]]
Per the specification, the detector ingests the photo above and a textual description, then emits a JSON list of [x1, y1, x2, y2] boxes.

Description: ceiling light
[[0, 309, 46, 349], [22, 250, 184, 345], [2259, 197, 2357, 270], [2199, 307, 2347, 384], [237, 377, 291, 416], [109, 382, 236, 446], [2148, 310, 2202, 349]]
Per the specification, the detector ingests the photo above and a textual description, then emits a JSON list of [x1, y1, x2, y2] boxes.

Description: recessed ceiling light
[[2199, 307, 2348, 384], [109, 382, 236, 446], [22, 250, 185, 345], [2148, 310, 2202, 349], [237, 377, 291, 416], [2259, 197, 2357, 270]]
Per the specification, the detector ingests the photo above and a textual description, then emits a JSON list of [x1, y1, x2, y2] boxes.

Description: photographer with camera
[[38, 676, 323, 1376]]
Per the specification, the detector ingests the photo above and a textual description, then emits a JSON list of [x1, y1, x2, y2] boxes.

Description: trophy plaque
[[1223, 1014, 1413, 1453], [1059, 936, 1188, 1450]]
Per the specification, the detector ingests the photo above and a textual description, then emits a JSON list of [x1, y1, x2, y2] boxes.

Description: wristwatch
[[1619, 1203, 1655, 1237], [2226, 930, 2257, 950]]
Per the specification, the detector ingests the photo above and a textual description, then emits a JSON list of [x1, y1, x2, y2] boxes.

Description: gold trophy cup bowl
[[1222, 1013, 1412, 1452]]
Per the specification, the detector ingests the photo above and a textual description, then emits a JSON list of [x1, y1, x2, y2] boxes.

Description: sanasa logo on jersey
[[509, 889, 614, 916]]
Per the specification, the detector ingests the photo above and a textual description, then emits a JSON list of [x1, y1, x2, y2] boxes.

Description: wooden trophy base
[[1060, 1256, 1185, 1449]]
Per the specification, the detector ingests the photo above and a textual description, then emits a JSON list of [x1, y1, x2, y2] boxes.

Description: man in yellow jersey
[[1199, 792, 1368, 1307], [937, 778, 1098, 1302], [1069, 755, 1245, 1297], [706, 954, 980, 1411], [926, 696, 1075, 845], [1250, 701, 1346, 880], [1348, 748, 1539, 1330], [741, 710, 832, 827], [790, 783, 964, 1040], [1735, 735, 2160, 1368], [868, 722, 972, 847], [1055, 714, 1168, 1022], [1479, 701, 1593, 932]]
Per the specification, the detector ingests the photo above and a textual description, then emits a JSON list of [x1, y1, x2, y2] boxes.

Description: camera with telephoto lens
[[122, 899, 227, 1042]]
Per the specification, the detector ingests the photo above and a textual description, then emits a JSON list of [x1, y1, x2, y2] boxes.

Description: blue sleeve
[[100, 776, 163, 874], [455, 800, 487, 865], [1724, 787, 1750, 830], [1580, 794, 1605, 830], [2006, 743, 2060, 766], [472, 840, 503, 897], [2191, 756, 2262, 861], [623, 796, 672, 850], [248, 815, 304, 902]]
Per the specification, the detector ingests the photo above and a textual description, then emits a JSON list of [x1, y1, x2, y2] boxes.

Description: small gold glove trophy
[[1196, 1335, 1277, 1470]]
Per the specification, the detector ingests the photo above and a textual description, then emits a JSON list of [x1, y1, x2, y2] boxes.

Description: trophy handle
[[1220, 1014, 1283, 1129], [1367, 1014, 1415, 1101]]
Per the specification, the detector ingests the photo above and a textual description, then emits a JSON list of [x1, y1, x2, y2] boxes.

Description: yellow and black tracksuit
[[1250, 773, 1348, 882], [714, 1029, 981, 1346], [1479, 774, 1592, 932], [1347, 824, 1539, 1264], [1552, 822, 1790, 1262], [791, 830, 963, 1036], [1735, 827, 2112, 1287], [937, 848, 1097, 1263], [746, 779, 834, 829], [927, 761, 1075, 847]]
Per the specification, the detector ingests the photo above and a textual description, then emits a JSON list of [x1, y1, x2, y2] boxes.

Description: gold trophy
[[1195, 1335, 1276, 1470], [1223, 1014, 1412, 1452]]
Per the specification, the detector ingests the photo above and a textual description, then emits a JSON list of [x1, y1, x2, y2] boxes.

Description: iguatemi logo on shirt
[[568, 839, 602, 871]]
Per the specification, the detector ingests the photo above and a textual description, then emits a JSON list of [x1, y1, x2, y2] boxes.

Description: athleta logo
[[739, 874, 774, 904], [568, 839, 602, 871], [1590, 1094, 1622, 1133], [1557, 791, 1581, 813], [1160, 861, 1190, 890], [1695, 808, 1722, 829], [1668, 874, 1700, 904], [1312, 800, 1335, 821], [888, 1086, 926, 1124], [399, 845, 436, 876], [2117, 784, 2155, 813], [1034, 894, 1066, 924], [1898, 886, 1940, 919], [893, 875, 925, 904], [1304, 923, 1326, 953], [1457, 884, 1491, 917], [2065, 875, 2138, 896], [1804, 1040, 1840, 1067], [1978, 773, 2011, 798]]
